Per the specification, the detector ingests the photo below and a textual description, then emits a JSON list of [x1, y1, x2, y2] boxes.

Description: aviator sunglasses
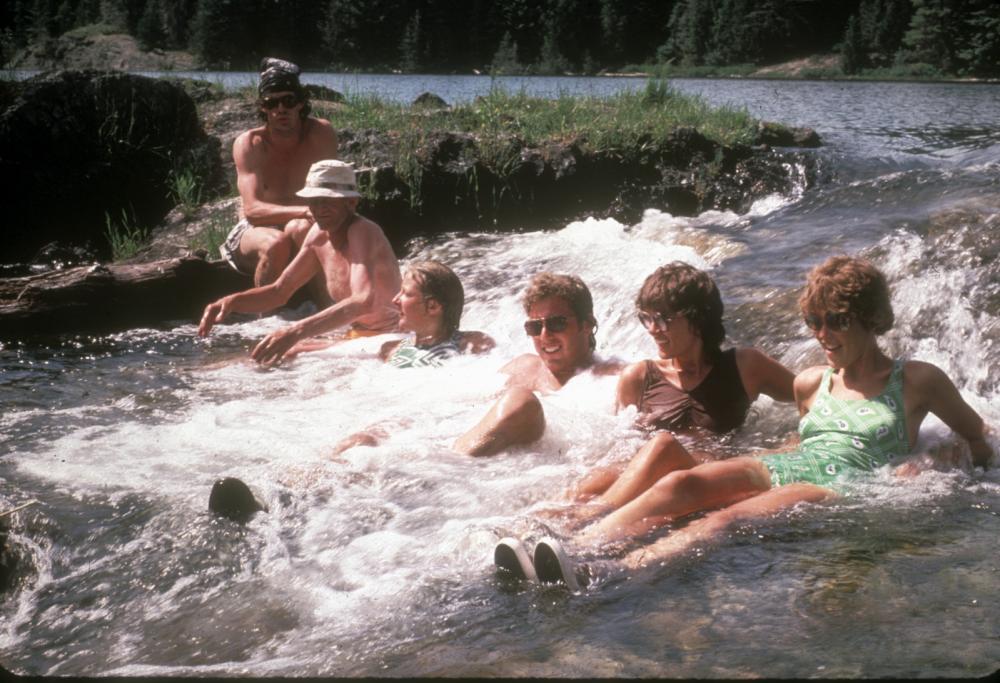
[[524, 315, 570, 336], [637, 310, 675, 331], [804, 311, 852, 332], [260, 93, 301, 109]]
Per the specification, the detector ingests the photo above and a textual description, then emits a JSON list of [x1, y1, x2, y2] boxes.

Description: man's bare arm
[[198, 240, 321, 336], [250, 224, 382, 365]]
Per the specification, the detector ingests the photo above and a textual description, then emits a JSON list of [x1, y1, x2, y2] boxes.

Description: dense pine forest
[[2, 0, 998, 78]]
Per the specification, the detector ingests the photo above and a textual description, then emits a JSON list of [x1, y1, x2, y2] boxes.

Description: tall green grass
[[168, 164, 203, 218], [188, 213, 232, 257], [321, 80, 757, 151], [104, 208, 147, 260]]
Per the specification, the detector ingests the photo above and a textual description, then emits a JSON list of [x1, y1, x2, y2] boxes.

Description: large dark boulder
[[0, 70, 224, 264]]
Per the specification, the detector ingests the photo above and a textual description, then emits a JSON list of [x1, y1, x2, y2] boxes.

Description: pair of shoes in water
[[494, 536, 587, 591]]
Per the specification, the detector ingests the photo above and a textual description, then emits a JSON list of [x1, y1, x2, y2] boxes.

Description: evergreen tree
[[490, 30, 520, 74], [841, 13, 866, 74], [399, 9, 422, 73], [136, 0, 166, 50], [161, 0, 196, 49], [857, 0, 912, 66], [99, 0, 127, 30], [190, 0, 254, 68], [957, 0, 1000, 77], [319, 0, 364, 68], [599, 0, 628, 66], [53, 0, 75, 34], [899, 0, 959, 73]]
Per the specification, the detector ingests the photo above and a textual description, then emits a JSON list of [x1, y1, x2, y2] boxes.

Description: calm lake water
[[2, 74, 999, 678]]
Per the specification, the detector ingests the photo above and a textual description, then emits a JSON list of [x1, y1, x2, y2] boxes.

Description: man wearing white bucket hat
[[199, 160, 402, 366]]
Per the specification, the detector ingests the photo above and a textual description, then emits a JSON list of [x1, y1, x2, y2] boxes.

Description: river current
[[1, 76, 999, 677]]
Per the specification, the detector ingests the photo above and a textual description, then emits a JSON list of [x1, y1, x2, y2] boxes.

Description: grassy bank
[[624, 59, 997, 83], [318, 80, 757, 149]]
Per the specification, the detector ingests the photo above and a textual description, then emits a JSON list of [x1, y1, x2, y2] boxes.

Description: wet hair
[[407, 260, 465, 336], [256, 57, 311, 121], [636, 261, 725, 361], [522, 272, 597, 350], [799, 255, 894, 334]]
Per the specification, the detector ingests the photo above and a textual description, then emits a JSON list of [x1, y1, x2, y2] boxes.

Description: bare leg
[[621, 483, 836, 570], [453, 387, 545, 456], [331, 427, 387, 457], [236, 226, 294, 288], [573, 432, 699, 506], [578, 456, 773, 545]]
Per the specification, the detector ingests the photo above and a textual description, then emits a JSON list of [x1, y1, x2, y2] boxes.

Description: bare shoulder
[[794, 365, 827, 402], [903, 359, 954, 396], [502, 352, 542, 372], [592, 356, 627, 376], [234, 125, 266, 154], [304, 116, 337, 143], [305, 115, 334, 134], [459, 331, 496, 354], [379, 339, 403, 361], [500, 353, 544, 384], [347, 214, 384, 238], [734, 346, 769, 368], [617, 360, 648, 384]]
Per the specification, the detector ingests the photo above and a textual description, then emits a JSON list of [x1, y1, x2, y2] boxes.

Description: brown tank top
[[637, 348, 751, 434]]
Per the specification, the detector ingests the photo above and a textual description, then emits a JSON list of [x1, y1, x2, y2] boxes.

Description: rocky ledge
[[0, 70, 822, 336]]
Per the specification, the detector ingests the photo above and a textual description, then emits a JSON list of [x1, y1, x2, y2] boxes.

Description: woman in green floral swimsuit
[[518, 255, 993, 589]]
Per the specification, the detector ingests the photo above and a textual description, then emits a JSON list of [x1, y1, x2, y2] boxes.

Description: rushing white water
[[2, 78, 1000, 678]]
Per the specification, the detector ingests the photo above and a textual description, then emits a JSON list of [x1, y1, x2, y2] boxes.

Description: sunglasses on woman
[[637, 310, 675, 331], [524, 315, 570, 336], [803, 311, 852, 332], [260, 94, 301, 109]]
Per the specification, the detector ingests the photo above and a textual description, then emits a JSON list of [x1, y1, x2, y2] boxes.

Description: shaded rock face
[[0, 70, 224, 264], [345, 127, 818, 248]]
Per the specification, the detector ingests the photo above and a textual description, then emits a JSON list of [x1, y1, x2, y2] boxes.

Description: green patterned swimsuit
[[758, 361, 910, 489], [386, 332, 463, 368]]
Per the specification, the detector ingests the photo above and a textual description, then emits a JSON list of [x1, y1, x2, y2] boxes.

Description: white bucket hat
[[295, 160, 361, 199]]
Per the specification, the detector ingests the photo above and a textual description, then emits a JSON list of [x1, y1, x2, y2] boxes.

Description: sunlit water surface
[[1, 77, 999, 678]]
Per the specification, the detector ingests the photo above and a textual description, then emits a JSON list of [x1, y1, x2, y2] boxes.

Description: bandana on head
[[259, 57, 302, 95]]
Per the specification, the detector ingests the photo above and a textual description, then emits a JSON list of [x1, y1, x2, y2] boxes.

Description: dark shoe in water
[[494, 537, 537, 582], [533, 537, 585, 591], [208, 477, 264, 523]]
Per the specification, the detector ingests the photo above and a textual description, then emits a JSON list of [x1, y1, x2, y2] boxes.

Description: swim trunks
[[344, 326, 390, 340], [386, 332, 463, 368], [758, 361, 910, 489], [220, 218, 257, 274], [637, 349, 752, 433]]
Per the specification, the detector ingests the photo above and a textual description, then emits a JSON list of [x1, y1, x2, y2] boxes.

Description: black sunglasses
[[260, 93, 301, 109], [804, 311, 852, 332], [637, 310, 675, 331], [524, 315, 571, 337]]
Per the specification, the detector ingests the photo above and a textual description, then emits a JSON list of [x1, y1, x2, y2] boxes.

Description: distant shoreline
[[8, 32, 998, 87]]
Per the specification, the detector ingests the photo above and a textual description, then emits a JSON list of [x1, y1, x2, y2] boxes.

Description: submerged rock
[[209, 478, 266, 524]]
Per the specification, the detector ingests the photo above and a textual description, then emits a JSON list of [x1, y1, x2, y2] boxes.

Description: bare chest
[[313, 245, 352, 300], [254, 148, 315, 200]]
